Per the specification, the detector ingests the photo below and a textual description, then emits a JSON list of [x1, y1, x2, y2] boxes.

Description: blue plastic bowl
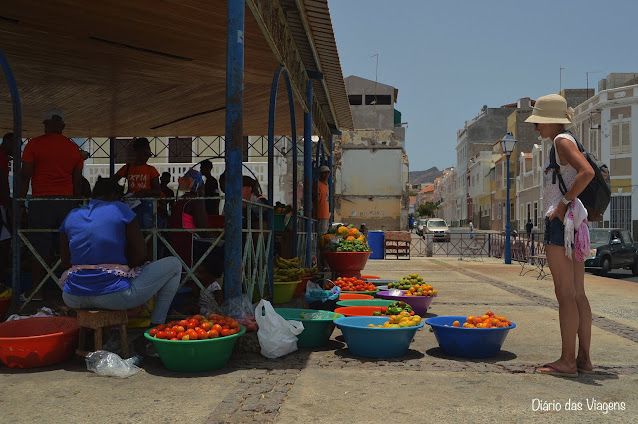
[[425, 316, 516, 358], [334, 316, 423, 358]]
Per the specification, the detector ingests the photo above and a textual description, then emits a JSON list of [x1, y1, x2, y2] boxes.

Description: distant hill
[[409, 167, 442, 184]]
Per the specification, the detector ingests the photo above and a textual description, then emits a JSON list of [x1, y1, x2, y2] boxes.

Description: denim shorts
[[544, 217, 565, 246]]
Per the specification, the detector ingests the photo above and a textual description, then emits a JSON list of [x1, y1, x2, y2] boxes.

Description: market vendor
[[59, 177, 182, 326]]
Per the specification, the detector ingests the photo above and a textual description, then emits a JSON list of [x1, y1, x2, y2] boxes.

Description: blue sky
[[330, 0, 638, 171]]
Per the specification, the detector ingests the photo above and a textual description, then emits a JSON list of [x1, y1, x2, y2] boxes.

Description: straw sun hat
[[524, 94, 573, 124]]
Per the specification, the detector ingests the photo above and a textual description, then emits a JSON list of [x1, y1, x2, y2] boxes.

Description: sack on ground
[[254, 299, 304, 358]]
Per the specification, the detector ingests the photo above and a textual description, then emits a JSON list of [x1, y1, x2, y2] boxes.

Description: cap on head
[[524, 94, 573, 124], [319, 165, 330, 173], [44, 109, 65, 122]]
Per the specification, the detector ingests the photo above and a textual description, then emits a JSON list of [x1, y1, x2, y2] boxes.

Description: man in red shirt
[[21, 109, 84, 300], [0, 133, 14, 285], [312, 165, 331, 236]]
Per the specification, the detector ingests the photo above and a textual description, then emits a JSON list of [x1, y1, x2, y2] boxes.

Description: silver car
[[425, 218, 450, 242]]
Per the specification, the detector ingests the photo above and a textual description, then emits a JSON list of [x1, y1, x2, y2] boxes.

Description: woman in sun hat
[[526, 94, 595, 377]]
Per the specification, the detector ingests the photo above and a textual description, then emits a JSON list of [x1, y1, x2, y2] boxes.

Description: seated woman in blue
[[59, 176, 181, 326]]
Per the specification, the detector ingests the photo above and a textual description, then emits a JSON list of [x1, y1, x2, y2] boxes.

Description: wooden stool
[[76, 310, 129, 358]]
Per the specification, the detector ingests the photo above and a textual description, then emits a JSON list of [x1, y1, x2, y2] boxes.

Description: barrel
[[367, 231, 384, 259]]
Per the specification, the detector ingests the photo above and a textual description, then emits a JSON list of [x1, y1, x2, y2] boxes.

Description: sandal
[[537, 363, 578, 378]]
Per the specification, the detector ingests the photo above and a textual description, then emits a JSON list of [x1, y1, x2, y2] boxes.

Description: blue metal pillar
[[303, 81, 313, 264], [109, 137, 116, 176], [224, 0, 245, 302], [328, 134, 334, 222], [268, 66, 297, 292], [504, 154, 512, 265], [292, 131, 299, 257], [0, 50, 22, 314]]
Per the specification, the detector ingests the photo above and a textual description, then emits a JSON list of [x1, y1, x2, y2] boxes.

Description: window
[[533, 202, 538, 226], [114, 138, 135, 163], [611, 121, 631, 154], [365, 94, 392, 105], [527, 203, 531, 221], [348, 95, 362, 105], [611, 195, 631, 231], [497, 203, 502, 219], [168, 137, 193, 163], [621, 230, 633, 244]]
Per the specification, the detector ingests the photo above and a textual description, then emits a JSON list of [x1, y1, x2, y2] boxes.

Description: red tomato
[[212, 324, 223, 333], [193, 314, 204, 321], [221, 328, 231, 337], [155, 324, 166, 331], [200, 322, 211, 331], [156, 331, 167, 339], [165, 330, 176, 338], [149, 328, 158, 336], [176, 331, 186, 339], [186, 322, 197, 330], [208, 330, 219, 338], [188, 318, 199, 326], [170, 337, 179, 341], [178, 320, 189, 328]]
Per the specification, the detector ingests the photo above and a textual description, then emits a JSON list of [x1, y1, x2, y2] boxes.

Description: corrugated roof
[[0, 0, 351, 138]]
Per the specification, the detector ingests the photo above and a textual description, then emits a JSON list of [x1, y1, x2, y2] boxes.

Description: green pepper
[[372, 311, 382, 316]]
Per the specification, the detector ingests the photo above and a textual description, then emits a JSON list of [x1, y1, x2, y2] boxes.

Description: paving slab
[[276, 368, 637, 424]]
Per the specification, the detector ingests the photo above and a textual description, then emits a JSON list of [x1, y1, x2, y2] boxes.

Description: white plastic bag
[[255, 299, 304, 359], [85, 350, 142, 378]]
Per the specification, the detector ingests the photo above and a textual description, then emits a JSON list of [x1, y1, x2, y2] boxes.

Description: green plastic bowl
[[144, 325, 245, 372], [274, 308, 343, 348], [273, 281, 300, 304], [336, 299, 395, 308]]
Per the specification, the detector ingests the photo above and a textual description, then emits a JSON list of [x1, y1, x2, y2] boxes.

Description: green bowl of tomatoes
[[144, 315, 246, 372]]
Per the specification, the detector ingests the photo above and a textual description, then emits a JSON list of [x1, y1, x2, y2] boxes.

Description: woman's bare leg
[[538, 244, 579, 374], [572, 259, 593, 370]]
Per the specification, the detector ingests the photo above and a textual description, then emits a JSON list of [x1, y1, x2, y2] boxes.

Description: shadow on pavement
[[333, 346, 425, 361], [425, 347, 517, 363]]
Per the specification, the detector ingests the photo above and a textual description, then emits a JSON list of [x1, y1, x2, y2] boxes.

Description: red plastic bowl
[[323, 251, 372, 278], [0, 317, 80, 369], [339, 293, 374, 301], [0, 297, 11, 321], [334, 306, 385, 317]]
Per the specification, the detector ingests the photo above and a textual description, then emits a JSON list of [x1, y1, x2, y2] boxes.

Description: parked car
[[424, 218, 451, 242], [585, 228, 638, 276], [415, 218, 427, 236]]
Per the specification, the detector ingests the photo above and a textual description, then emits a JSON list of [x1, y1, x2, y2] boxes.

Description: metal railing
[[13, 196, 319, 315]]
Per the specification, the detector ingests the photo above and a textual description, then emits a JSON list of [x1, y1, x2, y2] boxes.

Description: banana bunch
[[0, 283, 12, 299], [274, 256, 302, 282], [301, 267, 319, 278]]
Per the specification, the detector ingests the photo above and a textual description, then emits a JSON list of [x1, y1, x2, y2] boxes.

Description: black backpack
[[547, 131, 611, 222]]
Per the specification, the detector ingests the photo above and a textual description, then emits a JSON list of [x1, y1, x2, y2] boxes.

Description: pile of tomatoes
[[451, 311, 512, 329], [149, 314, 241, 340], [334, 277, 376, 292]]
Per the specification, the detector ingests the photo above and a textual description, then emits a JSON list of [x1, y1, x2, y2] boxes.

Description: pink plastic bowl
[[376, 290, 436, 315]]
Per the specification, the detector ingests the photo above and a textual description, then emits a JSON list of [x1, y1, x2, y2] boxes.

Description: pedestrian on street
[[526, 219, 533, 238], [469, 220, 474, 239], [527, 94, 595, 377]]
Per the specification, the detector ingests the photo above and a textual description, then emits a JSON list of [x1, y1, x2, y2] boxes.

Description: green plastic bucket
[[273, 281, 300, 304], [336, 299, 394, 308], [144, 326, 245, 372], [274, 308, 343, 348]]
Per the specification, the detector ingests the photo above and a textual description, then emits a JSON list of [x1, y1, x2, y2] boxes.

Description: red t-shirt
[[0, 149, 9, 206], [116, 163, 159, 193], [21, 133, 84, 197]]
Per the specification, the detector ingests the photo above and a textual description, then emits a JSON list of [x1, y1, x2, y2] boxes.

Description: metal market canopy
[[0, 0, 353, 139]]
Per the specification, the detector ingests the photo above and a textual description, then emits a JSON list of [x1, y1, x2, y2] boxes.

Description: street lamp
[[501, 132, 517, 265]]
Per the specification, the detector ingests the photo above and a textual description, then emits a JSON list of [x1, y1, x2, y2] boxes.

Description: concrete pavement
[[0, 256, 636, 423]]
